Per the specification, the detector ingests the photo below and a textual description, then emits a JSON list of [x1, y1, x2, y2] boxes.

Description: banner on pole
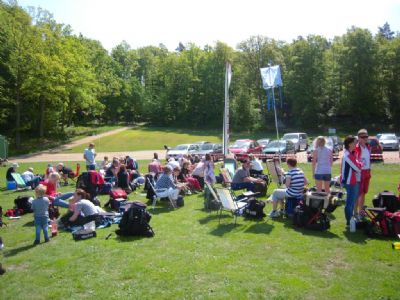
[[260, 65, 282, 89]]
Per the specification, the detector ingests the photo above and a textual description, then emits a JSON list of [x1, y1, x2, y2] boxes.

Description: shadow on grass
[[4, 244, 36, 257], [198, 213, 221, 224], [343, 231, 369, 244], [115, 235, 152, 242], [23, 220, 34, 227], [244, 221, 274, 234], [209, 222, 238, 237]]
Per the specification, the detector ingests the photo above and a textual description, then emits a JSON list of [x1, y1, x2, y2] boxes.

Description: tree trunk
[[39, 95, 45, 138]]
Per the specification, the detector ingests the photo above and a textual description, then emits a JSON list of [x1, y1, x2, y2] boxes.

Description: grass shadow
[[244, 221, 274, 234], [296, 228, 341, 239], [115, 235, 152, 242], [23, 220, 34, 227], [198, 213, 221, 225], [343, 231, 369, 244], [209, 223, 238, 237], [4, 244, 36, 257]]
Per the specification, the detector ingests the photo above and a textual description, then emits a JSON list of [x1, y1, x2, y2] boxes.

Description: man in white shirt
[[83, 143, 97, 171], [249, 154, 264, 176]]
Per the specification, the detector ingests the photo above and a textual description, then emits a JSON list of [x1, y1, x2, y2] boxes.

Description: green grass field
[[65, 127, 280, 153], [0, 161, 399, 299]]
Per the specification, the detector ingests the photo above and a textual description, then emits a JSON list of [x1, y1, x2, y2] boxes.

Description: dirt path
[[8, 127, 165, 163]]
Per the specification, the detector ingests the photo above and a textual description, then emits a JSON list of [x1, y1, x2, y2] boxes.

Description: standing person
[[83, 143, 97, 171], [32, 185, 50, 244], [355, 129, 372, 219], [341, 136, 361, 229], [204, 154, 216, 185], [312, 136, 333, 193]]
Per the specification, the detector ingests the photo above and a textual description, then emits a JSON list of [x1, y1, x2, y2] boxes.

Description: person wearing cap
[[155, 165, 184, 201], [6, 163, 18, 181], [354, 129, 372, 219], [83, 143, 97, 171], [21, 167, 41, 189], [231, 159, 265, 192]]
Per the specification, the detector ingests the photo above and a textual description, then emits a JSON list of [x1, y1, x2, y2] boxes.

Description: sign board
[[328, 128, 336, 135]]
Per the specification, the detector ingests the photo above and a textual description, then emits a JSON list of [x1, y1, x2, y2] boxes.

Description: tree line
[[0, 1, 399, 149]]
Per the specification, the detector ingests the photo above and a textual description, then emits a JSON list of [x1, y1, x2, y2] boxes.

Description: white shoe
[[269, 210, 280, 218]]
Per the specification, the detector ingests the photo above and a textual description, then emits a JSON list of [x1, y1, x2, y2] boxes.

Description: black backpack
[[14, 196, 33, 213], [116, 202, 154, 237], [244, 199, 266, 218], [372, 191, 400, 213], [293, 205, 330, 231]]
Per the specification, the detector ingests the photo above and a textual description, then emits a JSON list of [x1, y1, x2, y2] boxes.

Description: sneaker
[[44, 239, 50, 243], [33, 240, 40, 245], [269, 210, 280, 218]]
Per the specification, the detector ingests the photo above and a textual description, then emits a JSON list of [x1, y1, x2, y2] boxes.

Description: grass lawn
[[65, 127, 282, 153], [8, 125, 123, 156], [0, 161, 399, 299]]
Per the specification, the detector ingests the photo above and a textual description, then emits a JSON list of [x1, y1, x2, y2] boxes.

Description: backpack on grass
[[14, 195, 33, 214], [116, 201, 154, 237], [244, 199, 266, 218]]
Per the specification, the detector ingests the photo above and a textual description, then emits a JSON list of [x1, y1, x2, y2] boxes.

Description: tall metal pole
[[223, 62, 230, 157]]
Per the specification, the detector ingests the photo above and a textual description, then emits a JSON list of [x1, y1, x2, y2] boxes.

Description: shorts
[[314, 174, 331, 181], [359, 169, 371, 195]]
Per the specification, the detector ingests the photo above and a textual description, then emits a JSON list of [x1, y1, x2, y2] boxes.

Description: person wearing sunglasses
[[354, 129, 372, 220]]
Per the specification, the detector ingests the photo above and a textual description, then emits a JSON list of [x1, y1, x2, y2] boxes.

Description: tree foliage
[[0, 1, 399, 148]]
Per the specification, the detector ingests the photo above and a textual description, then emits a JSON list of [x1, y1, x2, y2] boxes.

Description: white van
[[282, 133, 309, 152]]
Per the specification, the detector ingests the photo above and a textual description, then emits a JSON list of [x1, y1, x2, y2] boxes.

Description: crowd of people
[[4, 128, 374, 244]]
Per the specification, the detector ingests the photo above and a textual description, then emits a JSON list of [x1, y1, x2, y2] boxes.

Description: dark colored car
[[307, 137, 340, 162], [262, 140, 296, 161], [257, 139, 271, 150], [368, 136, 384, 162]]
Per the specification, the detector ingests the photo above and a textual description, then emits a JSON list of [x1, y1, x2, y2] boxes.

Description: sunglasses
[[359, 136, 368, 139]]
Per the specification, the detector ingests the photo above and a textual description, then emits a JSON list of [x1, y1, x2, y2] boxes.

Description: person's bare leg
[[316, 180, 323, 192], [323, 181, 330, 194]]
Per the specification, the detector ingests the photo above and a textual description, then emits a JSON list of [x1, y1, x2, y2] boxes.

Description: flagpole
[[223, 62, 230, 157]]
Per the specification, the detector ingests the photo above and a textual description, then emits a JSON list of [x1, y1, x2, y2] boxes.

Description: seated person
[[6, 163, 18, 182], [44, 163, 54, 179], [56, 163, 74, 186], [21, 167, 41, 189], [167, 158, 180, 170], [155, 166, 184, 201], [191, 160, 205, 189], [117, 164, 132, 193], [268, 157, 308, 218], [105, 159, 120, 182], [231, 160, 265, 192], [41, 172, 74, 209], [249, 154, 264, 176], [101, 156, 111, 170], [177, 162, 201, 192], [68, 189, 102, 226], [148, 158, 162, 175]]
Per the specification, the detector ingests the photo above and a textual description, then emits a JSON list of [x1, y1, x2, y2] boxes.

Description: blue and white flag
[[260, 65, 282, 89]]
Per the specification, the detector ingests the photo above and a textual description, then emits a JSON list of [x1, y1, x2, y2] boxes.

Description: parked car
[[307, 137, 340, 162], [378, 134, 399, 150], [229, 139, 262, 160], [282, 132, 309, 152], [262, 139, 296, 161], [330, 135, 343, 151], [166, 144, 200, 159], [367, 136, 384, 161], [257, 139, 271, 149], [191, 143, 223, 160]]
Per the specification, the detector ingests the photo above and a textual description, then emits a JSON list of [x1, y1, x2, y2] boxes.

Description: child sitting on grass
[[32, 184, 50, 245]]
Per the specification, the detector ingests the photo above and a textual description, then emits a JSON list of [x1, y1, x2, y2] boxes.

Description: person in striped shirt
[[341, 135, 361, 227], [268, 158, 308, 218]]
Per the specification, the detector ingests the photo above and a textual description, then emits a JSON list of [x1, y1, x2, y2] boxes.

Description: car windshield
[[368, 139, 378, 147], [201, 144, 213, 150], [282, 134, 298, 140], [231, 141, 249, 148], [381, 135, 396, 140], [173, 145, 189, 150], [258, 140, 269, 145], [267, 141, 285, 148]]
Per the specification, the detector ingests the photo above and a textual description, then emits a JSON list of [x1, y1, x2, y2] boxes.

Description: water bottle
[[51, 219, 58, 237], [350, 217, 356, 233]]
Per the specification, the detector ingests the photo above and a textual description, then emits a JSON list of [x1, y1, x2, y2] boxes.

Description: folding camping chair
[[146, 177, 177, 210], [220, 168, 232, 187], [223, 158, 237, 178], [216, 188, 247, 225], [266, 159, 285, 187], [11, 173, 30, 191], [204, 181, 221, 212]]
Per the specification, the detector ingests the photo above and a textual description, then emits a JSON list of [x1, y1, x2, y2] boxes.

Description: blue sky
[[17, 0, 400, 51]]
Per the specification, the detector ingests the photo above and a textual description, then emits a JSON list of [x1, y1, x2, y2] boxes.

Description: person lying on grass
[[41, 172, 74, 209], [68, 189, 102, 226], [268, 157, 308, 218]]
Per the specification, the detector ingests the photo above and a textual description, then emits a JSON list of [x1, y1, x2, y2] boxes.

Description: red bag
[[109, 188, 127, 200]]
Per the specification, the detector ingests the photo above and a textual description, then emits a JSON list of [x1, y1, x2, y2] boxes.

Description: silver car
[[379, 134, 399, 150], [282, 132, 309, 152]]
